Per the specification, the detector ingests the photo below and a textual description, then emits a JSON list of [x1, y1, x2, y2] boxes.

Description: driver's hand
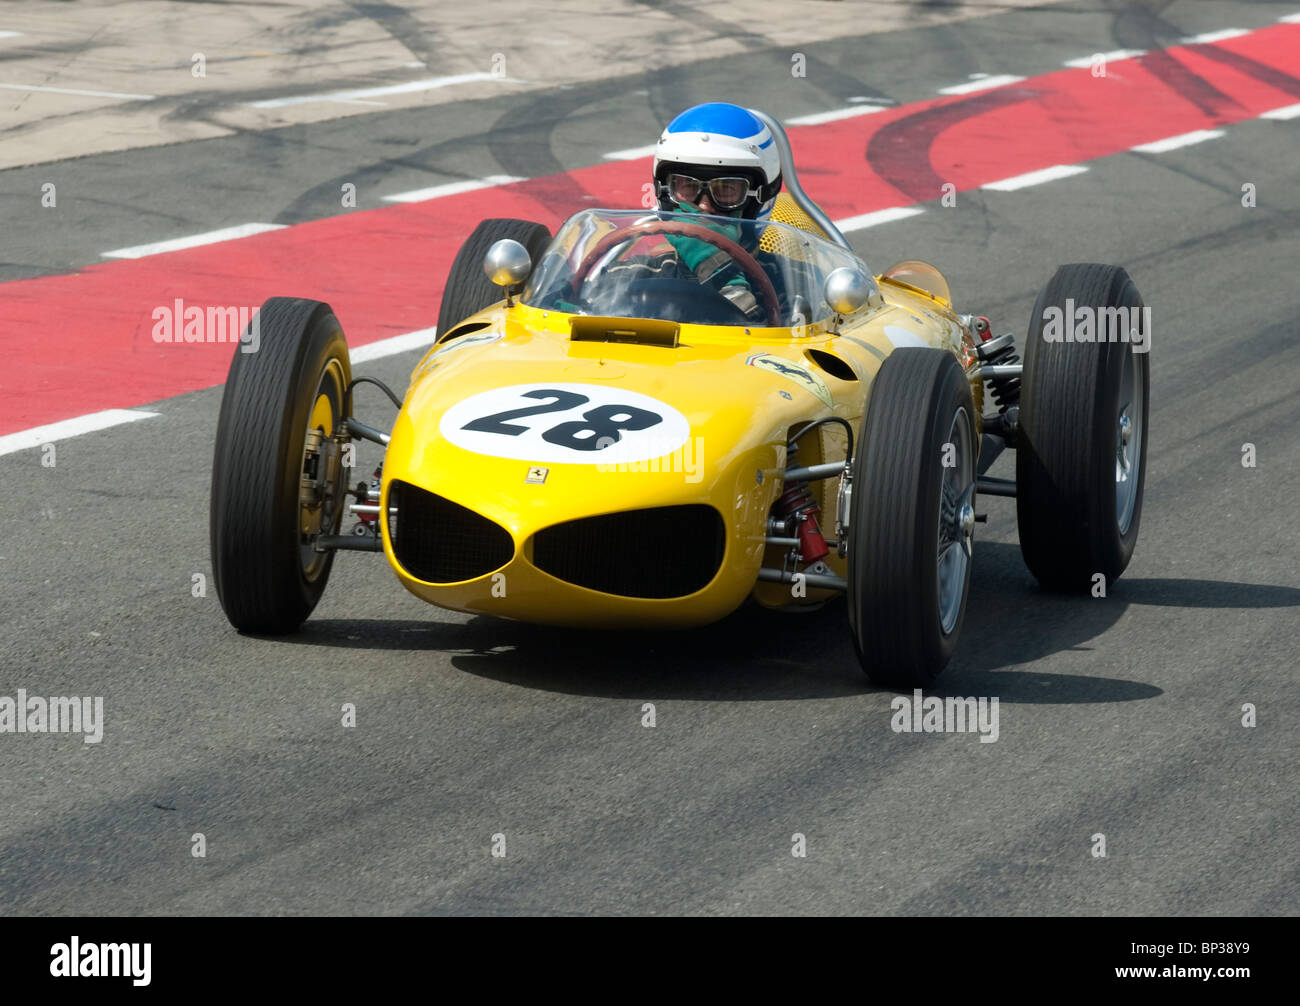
[[720, 284, 763, 321]]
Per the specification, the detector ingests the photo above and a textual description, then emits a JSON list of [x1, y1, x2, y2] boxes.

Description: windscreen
[[522, 208, 870, 329]]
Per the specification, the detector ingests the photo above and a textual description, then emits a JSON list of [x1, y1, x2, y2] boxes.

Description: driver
[[643, 102, 783, 321]]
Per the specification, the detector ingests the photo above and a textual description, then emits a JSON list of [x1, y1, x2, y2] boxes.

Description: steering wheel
[[572, 219, 782, 327]]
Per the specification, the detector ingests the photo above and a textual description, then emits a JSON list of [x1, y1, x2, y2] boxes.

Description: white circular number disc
[[439, 382, 691, 465]]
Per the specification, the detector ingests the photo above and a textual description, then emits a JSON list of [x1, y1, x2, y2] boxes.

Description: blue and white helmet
[[653, 102, 782, 220]]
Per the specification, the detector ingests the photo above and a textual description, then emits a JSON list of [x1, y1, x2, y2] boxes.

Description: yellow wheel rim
[[309, 392, 334, 436]]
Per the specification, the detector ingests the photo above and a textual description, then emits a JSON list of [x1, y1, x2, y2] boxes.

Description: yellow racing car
[[209, 115, 1149, 687]]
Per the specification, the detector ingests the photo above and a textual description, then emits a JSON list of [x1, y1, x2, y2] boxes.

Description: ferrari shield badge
[[745, 353, 832, 406]]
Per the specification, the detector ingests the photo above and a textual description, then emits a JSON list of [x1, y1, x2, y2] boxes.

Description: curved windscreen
[[522, 208, 870, 329], [881, 259, 952, 305]]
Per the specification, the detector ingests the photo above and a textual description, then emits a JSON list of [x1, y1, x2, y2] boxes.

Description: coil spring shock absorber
[[775, 479, 830, 564], [977, 331, 1022, 411], [353, 465, 382, 535]]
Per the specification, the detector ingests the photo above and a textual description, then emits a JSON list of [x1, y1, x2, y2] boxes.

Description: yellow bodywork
[[381, 250, 978, 628]]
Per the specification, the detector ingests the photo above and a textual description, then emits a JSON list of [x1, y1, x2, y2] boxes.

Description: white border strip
[[938, 74, 1025, 95], [1181, 28, 1248, 44], [787, 105, 887, 126], [383, 175, 524, 203], [835, 206, 924, 232], [1130, 129, 1224, 153], [1064, 49, 1146, 68], [1281, 13, 1300, 24], [0, 82, 155, 101], [982, 164, 1089, 191], [0, 409, 159, 458], [350, 327, 439, 365], [102, 223, 286, 260], [249, 72, 508, 109], [1261, 103, 1300, 120], [3, 330, 442, 454], [603, 143, 659, 161]]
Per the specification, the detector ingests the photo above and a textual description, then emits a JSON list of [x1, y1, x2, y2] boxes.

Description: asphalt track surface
[[2, 1, 1298, 915]]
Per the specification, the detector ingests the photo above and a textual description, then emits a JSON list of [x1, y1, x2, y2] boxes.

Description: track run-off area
[[2, 17, 1298, 443]]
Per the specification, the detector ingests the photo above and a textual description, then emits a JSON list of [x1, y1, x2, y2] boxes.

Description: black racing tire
[[437, 218, 551, 333], [1016, 263, 1149, 592], [210, 298, 352, 634], [848, 348, 977, 688]]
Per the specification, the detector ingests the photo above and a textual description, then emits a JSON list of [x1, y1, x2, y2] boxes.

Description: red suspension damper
[[776, 482, 829, 564]]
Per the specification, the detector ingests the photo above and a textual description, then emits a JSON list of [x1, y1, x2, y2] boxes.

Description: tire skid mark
[[1136, 48, 1244, 119], [865, 87, 1036, 203], [1189, 42, 1300, 99]]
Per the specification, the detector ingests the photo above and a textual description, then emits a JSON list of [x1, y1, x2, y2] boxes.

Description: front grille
[[388, 480, 514, 582], [532, 505, 725, 599]]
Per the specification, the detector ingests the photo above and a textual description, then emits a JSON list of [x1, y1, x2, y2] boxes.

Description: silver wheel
[[1115, 347, 1145, 535], [937, 406, 975, 635]]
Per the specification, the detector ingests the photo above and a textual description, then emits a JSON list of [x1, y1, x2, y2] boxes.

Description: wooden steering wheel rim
[[571, 218, 781, 327]]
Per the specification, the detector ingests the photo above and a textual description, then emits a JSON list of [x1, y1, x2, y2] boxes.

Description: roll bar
[[747, 108, 853, 251]]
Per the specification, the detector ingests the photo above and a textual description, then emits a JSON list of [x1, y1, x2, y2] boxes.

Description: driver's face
[[696, 191, 720, 215]]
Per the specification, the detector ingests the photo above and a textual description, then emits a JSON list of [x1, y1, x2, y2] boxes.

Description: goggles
[[665, 172, 759, 211]]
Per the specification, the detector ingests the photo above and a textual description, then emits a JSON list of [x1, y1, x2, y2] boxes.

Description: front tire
[[437, 218, 551, 333], [848, 348, 977, 688], [1016, 263, 1149, 591], [210, 298, 352, 633]]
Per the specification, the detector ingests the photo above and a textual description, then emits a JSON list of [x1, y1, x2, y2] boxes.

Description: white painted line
[[938, 74, 1025, 95], [383, 175, 525, 203], [1130, 128, 1224, 153], [5, 334, 439, 452], [835, 206, 925, 232], [350, 327, 439, 365], [0, 31, 24, 39], [102, 223, 286, 260], [0, 82, 155, 101], [603, 144, 659, 161], [249, 72, 509, 109], [0, 410, 159, 458], [982, 164, 1089, 191], [1063, 48, 1147, 68], [1181, 28, 1248, 44], [787, 105, 887, 126], [1261, 102, 1300, 120], [1281, 13, 1300, 24]]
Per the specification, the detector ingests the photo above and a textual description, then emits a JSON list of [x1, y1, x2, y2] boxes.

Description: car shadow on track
[[279, 543, 1297, 702]]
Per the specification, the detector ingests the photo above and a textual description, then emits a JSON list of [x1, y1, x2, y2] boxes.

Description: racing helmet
[[653, 103, 782, 221]]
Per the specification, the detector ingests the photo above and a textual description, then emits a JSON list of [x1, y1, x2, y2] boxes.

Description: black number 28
[[462, 389, 663, 451]]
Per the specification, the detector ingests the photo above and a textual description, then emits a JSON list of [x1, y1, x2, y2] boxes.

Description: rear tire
[[210, 298, 352, 633], [848, 348, 977, 688], [1016, 263, 1149, 591], [437, 218, 551, 333]]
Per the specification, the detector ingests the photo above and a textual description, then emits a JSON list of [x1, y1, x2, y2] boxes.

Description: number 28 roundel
[[438, 383, 692, 465]]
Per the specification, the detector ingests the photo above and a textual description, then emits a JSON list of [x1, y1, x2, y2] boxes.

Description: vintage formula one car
[[209, 113, 1149, 687]]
